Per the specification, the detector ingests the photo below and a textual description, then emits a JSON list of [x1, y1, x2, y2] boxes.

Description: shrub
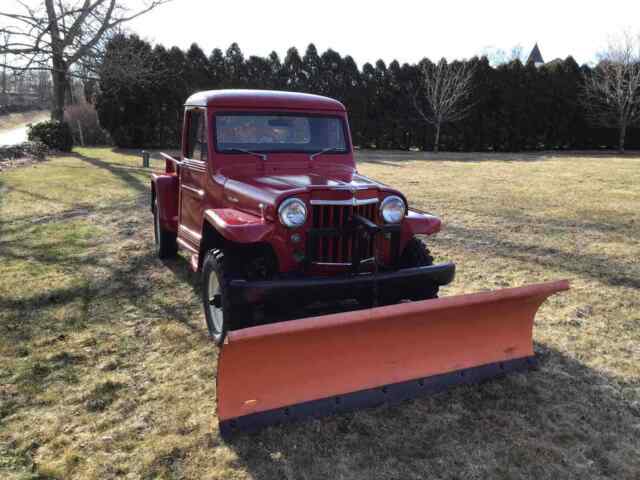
[[64, 103, 111, 146], [0, 141, 48, 161], [27, 121, 74, 152]]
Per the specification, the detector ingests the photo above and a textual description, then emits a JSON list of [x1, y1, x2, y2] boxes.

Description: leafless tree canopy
[[582, 33, 640, 152], [0, 0, 169, 120], [413, 58, 475, 152]]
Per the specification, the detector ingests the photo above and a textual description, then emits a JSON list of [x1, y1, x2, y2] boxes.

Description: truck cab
[[151, 90, 455, 343]]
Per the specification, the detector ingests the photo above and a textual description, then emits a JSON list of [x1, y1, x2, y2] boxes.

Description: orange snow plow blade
[[217, 280, 569, 437]]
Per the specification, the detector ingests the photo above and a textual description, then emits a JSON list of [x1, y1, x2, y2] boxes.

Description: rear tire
[[153, 198, 177, 259], [202, 249, 252, 345]]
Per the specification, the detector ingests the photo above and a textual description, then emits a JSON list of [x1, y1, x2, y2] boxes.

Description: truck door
[[178, 107, 207, 249]]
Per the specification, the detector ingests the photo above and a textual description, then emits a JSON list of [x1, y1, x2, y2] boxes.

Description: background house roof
[[527, 43, 544, 64]]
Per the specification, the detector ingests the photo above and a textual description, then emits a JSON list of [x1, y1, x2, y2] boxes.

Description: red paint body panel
[[151, 173, 179, 232], [152, 89, 442, 273], [204, 209, 273, 243], [186, 89, 346, 111], [402, 210, 442, 236]]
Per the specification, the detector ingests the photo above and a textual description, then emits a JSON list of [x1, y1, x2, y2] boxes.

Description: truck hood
[[235, 171, 380, 191], [223, 169, 400, 219]]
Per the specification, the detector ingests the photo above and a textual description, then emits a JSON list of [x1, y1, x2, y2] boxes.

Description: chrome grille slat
[[311, 202, 378, 265]]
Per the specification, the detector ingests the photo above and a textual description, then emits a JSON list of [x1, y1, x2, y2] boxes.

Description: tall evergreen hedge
[[97, 34, 640, 150]]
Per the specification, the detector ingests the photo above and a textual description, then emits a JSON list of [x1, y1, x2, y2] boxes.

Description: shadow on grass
[[0, 196, 144, 237], [224, 345, 640, 479], [496, 209, 639, 238], [71, 151, 150, 194], [356, 149, 640, 166], [0, 246, 208, 342], [110, 147, 181, 160], [2, 184, 77, 206], [0, 192, 206, 343], [356, 150, 550, 166], [441, 224, 640, 290]]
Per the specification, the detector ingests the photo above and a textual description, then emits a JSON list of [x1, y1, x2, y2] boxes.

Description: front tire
[[153, 198, 177, 259], [357, 237, 439, 307], [202, 249, 252, 345], [396, 237, 439, 301]]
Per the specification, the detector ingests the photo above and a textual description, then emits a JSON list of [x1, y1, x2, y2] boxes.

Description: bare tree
[[412, 58, 475, 153], [582, 33, 640, 152], [1, 31, 8, 102], [0, 0, 169, 121]]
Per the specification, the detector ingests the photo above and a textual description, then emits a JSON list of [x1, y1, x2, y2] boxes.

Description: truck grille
[[310, 202, 378, 264]]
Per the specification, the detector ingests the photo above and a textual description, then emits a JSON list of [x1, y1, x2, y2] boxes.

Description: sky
[[123, 0, 640, 67], [2, 0, 639, 67]]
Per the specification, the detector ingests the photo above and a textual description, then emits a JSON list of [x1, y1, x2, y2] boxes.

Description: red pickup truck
[[152, 90, 455, 343]]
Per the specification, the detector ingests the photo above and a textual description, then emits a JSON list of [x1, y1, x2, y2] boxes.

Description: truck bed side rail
[[160, 152, 183, 173]]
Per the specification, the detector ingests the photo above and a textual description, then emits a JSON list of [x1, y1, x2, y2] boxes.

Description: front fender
[[401, 210, 442, 237], [204, 208, 274, 244], [151, 173, 178, 232]]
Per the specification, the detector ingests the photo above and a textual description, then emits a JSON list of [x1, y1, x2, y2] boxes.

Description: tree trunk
[[65, 74, 75, 105], [45, 0, 66, 123], [1, 63, 6, 95], [0, 66, 6, 106], [51, 69, 66, 122], [50, 53, 68, 122], [619, 121, 627, 153], [433, 122, 441, 153]]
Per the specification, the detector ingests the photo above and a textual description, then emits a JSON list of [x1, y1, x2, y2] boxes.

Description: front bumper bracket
[[228, 262, 456, 306]]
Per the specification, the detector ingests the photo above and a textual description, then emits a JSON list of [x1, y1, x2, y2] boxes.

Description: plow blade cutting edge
[[217, 280, 569, 437]]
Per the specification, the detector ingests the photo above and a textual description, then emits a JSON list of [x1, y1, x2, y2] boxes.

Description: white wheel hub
[[154, 202, 161, 245], [207, 272, 224, 333]]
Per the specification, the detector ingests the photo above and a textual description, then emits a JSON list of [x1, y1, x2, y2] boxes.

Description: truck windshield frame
[[213, 112, 350, 155]]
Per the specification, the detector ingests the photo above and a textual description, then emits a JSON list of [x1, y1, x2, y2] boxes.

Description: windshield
[[215, 114, 348, 153]]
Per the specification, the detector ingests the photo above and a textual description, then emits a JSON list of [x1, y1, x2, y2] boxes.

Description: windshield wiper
[[309, 147, 339, 161], [225, 148, 267, 161]]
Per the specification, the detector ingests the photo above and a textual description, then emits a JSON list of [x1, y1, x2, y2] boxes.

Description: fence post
[[142, 150, 150, 168]]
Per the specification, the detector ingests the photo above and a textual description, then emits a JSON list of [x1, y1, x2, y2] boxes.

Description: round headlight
[[380, 195, 405, 223], [278, 198, 307, 228]]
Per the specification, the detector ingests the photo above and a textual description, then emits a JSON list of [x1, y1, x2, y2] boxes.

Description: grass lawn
[[1, 148, 639, 479]]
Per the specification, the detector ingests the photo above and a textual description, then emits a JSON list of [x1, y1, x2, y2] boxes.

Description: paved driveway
[[0, 112, 49, 146]]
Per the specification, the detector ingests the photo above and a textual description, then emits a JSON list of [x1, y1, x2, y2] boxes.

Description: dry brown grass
[[1, 148, 639, 479]]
